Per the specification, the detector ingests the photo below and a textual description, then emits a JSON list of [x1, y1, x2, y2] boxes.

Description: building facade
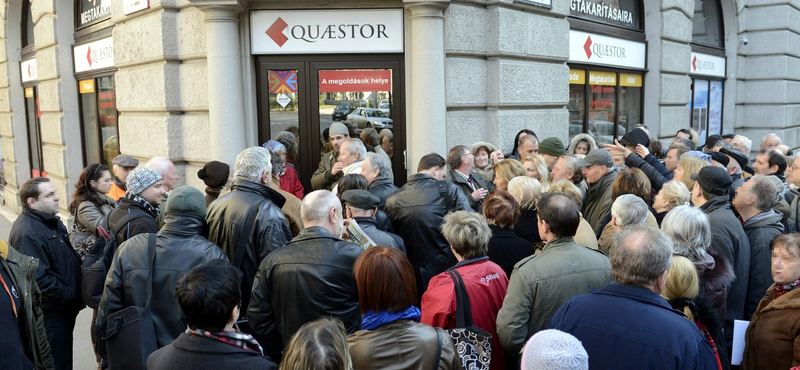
[[0, 0, 797, 213]]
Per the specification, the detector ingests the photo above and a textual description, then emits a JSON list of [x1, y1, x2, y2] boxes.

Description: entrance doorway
[[256, 55, 405, 195]]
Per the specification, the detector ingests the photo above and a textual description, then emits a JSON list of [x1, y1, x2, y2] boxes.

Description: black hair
[[69, 163, 111, 214], [537, 192, 580, 238], [510, 129, 538, 157], [176, 259, 242, 332], [20, 177, 51, 209], [417, 153, 446, 172]]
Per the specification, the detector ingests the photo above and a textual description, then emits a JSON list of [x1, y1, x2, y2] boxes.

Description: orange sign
[[24, 87, 33, 98], [569, 69, 585, 84], [79, 79, 95, 94], [620, 73, 642, 87]]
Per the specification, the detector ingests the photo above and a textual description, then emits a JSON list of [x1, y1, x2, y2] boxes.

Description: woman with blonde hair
[[508, 177, 542, 245], [567, 134, 598, 156], [542, 180, 598, 249], [662, 256, 728, 370], [653, 180, 691, 225], [674, 153, 710, 191], [493, 159, 526, 191], [281, 318, 352, 370], [520, 154, 549, 185]]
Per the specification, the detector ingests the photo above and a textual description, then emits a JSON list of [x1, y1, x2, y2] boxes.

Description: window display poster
[[693, 80, 709, 145], [708, 81, 723, 136]]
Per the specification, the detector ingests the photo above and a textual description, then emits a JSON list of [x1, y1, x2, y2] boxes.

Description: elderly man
[[362, 152, 398, 209], [732, 175, 782, 318], [731, 134, 753, 156], [206, 147, 292, 315], [386, 153, 471, 294], [551, 155, 586, 195], [496, 193, 610, 354], [147, 157, 178, 191], [577, 149, 619, 234], [248, 190, 362, 350], [720, 147, 748, 192], [550, 227, 718, 370], [446, 145, 491, 212], [538, 137, 565, 170], [381, 132, 394, 159], [331, 138, 367, 194], [9, 177, 83, 370], [341, 189, 405, 253], [760, 133, 781, 150], [361, 128, 393, 182], [597, 194, 650, 254], [312, 121, 350, 190], [107, 154, 138, 201], [691, 166, 752, 346], [108, 167, 168, 245], [753, 148, 793, 204]]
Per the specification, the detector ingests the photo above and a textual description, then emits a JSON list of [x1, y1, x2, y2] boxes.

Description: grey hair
[[658, 180, 691, 211], [343, 138, 366, 161], [441, 211, 491, 260], [300, 190, 341, 223], [234, 147, 272, 182], [364, 152, 392, 180], [611, 194, 649, 227], [361, 128, 380, 146], [610, 226, 674, 287], [762, 133, 781, 146], [660, 205, 710, 261], [561, 155, 584, 184], [508, 176, 542, 211], [748, 175, 779, 212], [732, 135, 751, 151]]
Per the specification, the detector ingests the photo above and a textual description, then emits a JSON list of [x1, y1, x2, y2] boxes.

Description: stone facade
[[0, 0, 797, 214]]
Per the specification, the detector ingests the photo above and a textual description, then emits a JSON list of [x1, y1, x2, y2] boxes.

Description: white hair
[[611, 194, 649, 227], [301, 190, 341, 223], [364, 152, 391, 180], [661, 205, 710, 261], [343, 138, 366, 161], [234, 147, 272, 182]]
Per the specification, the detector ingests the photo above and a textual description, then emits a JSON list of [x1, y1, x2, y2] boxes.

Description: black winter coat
[[667, 294, 730, 370], [699, 195, 752, 340], [9, 209, 83, 313], [487, 225, 534, 279], [248, 226, 363, 347], [446, 169, 492, 212], [513, 208, 541, 245], [385, 173, 471, 292], [368, 177, 399, 210], [206, 180, 292, 311], [108, 197, 159, 246], [96, 213, 227, 350], [742, 210, 782, 318], [147, 332, 277, 370]]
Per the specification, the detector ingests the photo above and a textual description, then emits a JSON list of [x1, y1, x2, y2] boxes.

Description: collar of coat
[[596, 282, 686, 317], [231, 179, 287, 209], [760, 284, 800, 312]]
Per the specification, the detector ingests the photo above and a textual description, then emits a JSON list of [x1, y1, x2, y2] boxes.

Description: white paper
[[731, 319, 749, 365]]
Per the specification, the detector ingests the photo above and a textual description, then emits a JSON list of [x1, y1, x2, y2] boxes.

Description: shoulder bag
[[446, 269, 492, 370]]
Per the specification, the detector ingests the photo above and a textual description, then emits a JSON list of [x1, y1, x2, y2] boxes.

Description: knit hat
[[165, 186, 207, 218], [681, 151, 712, 163], [126, 167, 163, 195], [619, 129, 650, 148], [197, 161, 230, 189], [329, 122, 349, 137], [521, 330, 589, 370], [263, 140, 286, 154], [539, 137, 566, 157]]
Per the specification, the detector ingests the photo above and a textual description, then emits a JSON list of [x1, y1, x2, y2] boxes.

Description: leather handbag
[[446, 269, 492, 370], [101, 233, 158, 370]]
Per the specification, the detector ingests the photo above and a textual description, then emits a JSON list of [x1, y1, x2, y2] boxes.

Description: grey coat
[[742, 210, 782, 318], [69, 197, 115, 255]]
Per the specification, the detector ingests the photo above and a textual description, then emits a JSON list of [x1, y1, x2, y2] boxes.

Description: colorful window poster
[[708, 81, 723, 136], [692, 79, 709, 145]]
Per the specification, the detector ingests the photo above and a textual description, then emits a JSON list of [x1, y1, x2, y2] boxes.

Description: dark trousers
[[43, 311, 77, 370]]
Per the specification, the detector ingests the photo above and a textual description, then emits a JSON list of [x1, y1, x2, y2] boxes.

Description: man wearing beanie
[[96, 186, 227, 361], [538, 137, 565, 171], [311, 121, 350, 190], [107, 167, 167, 246]]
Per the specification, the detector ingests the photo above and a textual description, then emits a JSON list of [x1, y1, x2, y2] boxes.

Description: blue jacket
[[550, 283, 718, 370]]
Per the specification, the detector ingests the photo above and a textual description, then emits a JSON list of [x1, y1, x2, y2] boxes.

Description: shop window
[[22, 0, 34, 48], [569, 69, 642, 146], [24, 86, 45, 177], [79, 76, 119, 168], [689, 79, 723, 145], [692, 0, 723, 48]]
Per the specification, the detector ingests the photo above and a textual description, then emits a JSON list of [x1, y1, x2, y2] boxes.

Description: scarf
[[187, 328, 263, 354], [774, 277, 800, 298], [114, 176, 127, 191], [124, 192, 160, 217], [361, 306, 421, 330]]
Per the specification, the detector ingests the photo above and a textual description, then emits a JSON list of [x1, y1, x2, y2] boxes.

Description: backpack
[[81, 212, 149, 308]]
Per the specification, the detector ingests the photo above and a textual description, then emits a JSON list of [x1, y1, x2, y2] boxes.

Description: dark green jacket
[[1, 246, 55, 370]]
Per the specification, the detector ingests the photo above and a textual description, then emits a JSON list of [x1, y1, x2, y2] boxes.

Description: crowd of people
[[2, 121, 800, 370]]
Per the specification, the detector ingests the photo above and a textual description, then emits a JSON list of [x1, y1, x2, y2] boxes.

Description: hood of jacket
[[743, 210, 783, 231]]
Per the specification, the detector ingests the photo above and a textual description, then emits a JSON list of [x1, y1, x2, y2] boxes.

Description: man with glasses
[[446, 145, 491, 212]]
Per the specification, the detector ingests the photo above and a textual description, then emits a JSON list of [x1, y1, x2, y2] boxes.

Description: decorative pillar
[[403, 0, 450, 173], [192, 1, 248, 165]]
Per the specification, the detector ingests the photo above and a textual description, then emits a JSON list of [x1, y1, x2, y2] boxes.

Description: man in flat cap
[[576, 149, 618, 234], [107, 154, 139, 201], [342, 189, 405, 253]]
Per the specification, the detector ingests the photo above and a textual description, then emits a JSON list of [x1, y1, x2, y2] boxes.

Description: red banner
[[318, 70, 391, 93]]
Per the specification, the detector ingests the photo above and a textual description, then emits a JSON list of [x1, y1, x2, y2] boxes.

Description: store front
[[250, 9, 406, 191], [21, 59, 44, 178], [688, 52, 725, 145], [567, 0, 646, 145]]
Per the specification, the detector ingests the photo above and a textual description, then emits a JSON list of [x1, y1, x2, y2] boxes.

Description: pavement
[[0, 206, 97, 370]]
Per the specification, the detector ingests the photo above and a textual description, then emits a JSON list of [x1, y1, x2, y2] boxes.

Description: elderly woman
[[493, 159, 526, 191], [509, 177, 543, 245], [472, 141, 503, 182], [544, 180, 598, 249], [653, 180, 691, 225], [742, 233, 800, 370], [281, 318, 352, 370], [483, 190, 535, 278], [520, 154, 549, 185], [568, 134, 598, 156], [674, 152, 710, 191], [421, 211, 509, 370], [661, 205, 734, 322], [348, 247, 458, 369], [264, 139, 304, 199]]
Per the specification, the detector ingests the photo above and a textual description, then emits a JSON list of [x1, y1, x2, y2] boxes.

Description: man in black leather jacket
[[248, 190, 362, 354], [385, 153, 471, 295], [362, 152, 398, 209], [96, 186, 227, 359], [206, 147, 293, 313]]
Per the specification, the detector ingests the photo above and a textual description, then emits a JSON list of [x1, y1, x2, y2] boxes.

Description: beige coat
[[575, 217, 599, 249], [269, 177, 303, 236]]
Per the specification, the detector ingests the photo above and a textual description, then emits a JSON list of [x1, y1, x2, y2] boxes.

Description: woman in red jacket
[[420, 211, 509, 370]]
